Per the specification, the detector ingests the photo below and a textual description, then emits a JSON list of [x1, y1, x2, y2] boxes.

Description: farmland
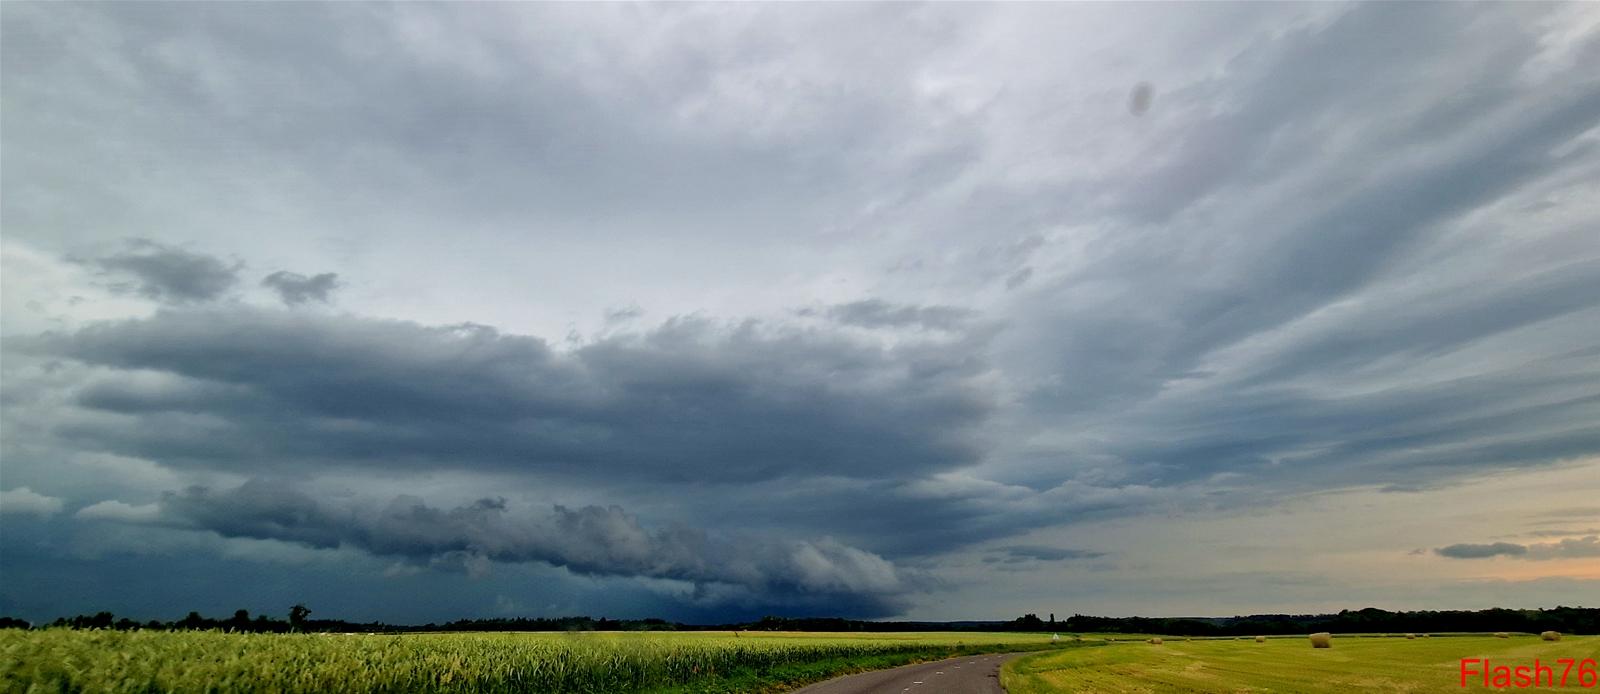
[[0, 629, 1065, 693], [1003, 633, 1600, 693]]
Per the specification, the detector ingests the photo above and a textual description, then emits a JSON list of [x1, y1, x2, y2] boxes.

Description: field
[[1003, 634, 1600, 693], [0, 629, 1065, 693]]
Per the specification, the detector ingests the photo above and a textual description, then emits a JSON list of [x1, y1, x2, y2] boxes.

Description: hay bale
[[1309, 632, 1332, 649], [1255, 635, 1266, 643], [1148, 637, 1163, 645], [1420, 634, 1430, 638], [1541, 631, 1562, 642], [1404, 633, 1416, 640], [1494, 632, 1510, 638]]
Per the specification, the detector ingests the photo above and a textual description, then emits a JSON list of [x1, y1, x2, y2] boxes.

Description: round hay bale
[[1254, 635, 1266, 643], [1148, 637, 1163, 645], [1420, 634, 1430, 638], [1494, 632, 1510, 638], [1404, 633, 1416, 639], [1309, 632, 1333, 649], [1541, 631, 1562, 642]]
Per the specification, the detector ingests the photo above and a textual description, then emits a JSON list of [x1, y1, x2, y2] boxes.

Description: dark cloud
[[820, 300, 974, 332], [261, 271, 340, 306], [1437, 537, 1600, 561], [149, 479, 913, 616], [1127, 82, 1153, 116], [1435, 542, 1528, 559], [993, 545, 1105, 562], [81, 240, 240, 304], [1526, 536, 1600, 561], [20, 307, 992, 484]]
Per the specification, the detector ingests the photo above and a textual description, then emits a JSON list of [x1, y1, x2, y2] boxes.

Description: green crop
[[0, 629, 1063, 693]]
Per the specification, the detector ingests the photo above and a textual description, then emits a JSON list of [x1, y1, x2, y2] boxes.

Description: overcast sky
[[3, 2, 1599, 624]]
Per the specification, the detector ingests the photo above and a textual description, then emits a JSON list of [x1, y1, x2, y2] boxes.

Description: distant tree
[[0, 616, 30, 629], [289, 604, 311, 631], [64, 612, 117, 630], [1010, 613, 1046, 631], [178, 611, 208, 630]]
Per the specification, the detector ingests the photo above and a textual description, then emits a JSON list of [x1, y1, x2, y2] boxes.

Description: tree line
[[1047, 606, 1599, 636], [1, 605, 1594, 635]]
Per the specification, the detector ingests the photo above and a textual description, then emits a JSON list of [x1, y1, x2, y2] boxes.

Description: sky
[[2, 2, 1599, 625]]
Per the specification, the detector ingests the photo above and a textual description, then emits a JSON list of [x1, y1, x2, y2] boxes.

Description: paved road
[[790, 652, 1025, 694]]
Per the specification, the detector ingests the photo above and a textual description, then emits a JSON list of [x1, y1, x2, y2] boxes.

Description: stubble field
[[1002, 633, 1599, 693]]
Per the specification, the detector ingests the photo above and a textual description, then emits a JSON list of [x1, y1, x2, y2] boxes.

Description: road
[[789, 652, 1025, 694]]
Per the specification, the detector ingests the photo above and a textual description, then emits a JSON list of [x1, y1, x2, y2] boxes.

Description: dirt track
[[788, 652, 1025, 694]]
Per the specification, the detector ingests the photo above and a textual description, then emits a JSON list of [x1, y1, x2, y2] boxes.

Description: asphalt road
[[789, 652, 1025, 694]]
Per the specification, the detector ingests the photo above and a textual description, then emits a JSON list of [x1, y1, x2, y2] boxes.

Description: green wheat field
[[0, 629, 1063, 693], [6, 629, 1595, 693]]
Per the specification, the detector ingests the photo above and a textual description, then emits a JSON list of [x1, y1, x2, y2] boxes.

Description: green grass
[[1003, 633, 1599, 693], [0, 629, 1068, 693]]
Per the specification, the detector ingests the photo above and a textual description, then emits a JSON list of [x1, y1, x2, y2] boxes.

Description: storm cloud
[[262, 271, 340, 306], [146, 479, 913, 614], [79, 240, 240, 304], [20, 307, 992, 484]]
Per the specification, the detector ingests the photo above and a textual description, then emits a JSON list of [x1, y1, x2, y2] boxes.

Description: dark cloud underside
[[23, 308, 992, 484]]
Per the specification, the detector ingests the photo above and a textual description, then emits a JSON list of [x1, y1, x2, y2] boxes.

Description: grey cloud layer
[[262, 271, 340, 306], [990, 3, 1600, 493], [1436, 537, 1600, 561], [148, 479, 912, 615], [78, 240, 240, 304], [819, 300, 973, 332], [21, 307, 992, 484], [990, 546, 1105, 563]]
